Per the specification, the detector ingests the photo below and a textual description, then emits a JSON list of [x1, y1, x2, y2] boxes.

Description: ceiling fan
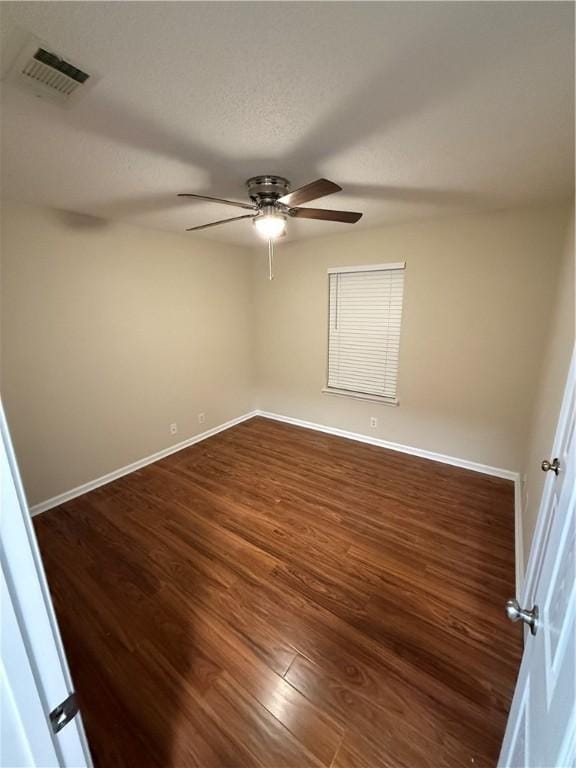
[[178, 175, 362, 279], [178, 175, 362, 236]]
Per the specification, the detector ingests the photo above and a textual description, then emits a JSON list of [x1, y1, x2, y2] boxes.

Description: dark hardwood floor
[[34, 416, 522, 768]]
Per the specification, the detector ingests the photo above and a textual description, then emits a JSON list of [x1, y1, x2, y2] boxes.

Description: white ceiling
[[0, 1, 573, 245]]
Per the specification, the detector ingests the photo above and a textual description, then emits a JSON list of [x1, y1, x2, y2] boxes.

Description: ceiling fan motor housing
[[246, 175, 290, 208]]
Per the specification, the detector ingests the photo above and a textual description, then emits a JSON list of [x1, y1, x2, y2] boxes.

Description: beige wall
[[1, 201, 254, 505], [1, 201, 570, 509], [522, 212, 574, 566], [253, 205, 570, 472]]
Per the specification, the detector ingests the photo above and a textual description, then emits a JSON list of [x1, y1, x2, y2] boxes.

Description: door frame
[[521, 348, 575, 608], [499, 346, 575, 766]]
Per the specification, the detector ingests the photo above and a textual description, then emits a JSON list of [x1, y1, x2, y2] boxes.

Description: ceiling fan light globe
[[254, 214, 286, 239]]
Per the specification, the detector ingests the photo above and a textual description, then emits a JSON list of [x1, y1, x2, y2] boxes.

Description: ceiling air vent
[[6, 37, 100, 106], [23, 48, 90, 96]]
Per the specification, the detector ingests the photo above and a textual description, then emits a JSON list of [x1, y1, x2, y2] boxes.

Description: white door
[[499, 351, 575, 768], [0, 402, 92, 768]]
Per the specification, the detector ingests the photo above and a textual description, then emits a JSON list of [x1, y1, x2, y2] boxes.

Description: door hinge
[[49, 692, 79, 734]]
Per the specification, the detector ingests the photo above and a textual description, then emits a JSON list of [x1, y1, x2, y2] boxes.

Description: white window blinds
[[327, 263, 405, 403]]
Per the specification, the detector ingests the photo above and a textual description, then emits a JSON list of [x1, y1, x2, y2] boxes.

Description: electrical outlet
[[370, 416, 378, 429], [169, 423, 178, 435], [198, 412, 205, 425]]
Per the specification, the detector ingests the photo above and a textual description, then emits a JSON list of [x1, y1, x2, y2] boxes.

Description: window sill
[[322, 387, 399, 406]]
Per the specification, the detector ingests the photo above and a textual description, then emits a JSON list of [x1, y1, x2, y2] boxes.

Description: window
[[325, 263, 406, 404]]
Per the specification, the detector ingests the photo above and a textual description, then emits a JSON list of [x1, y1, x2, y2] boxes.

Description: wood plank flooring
[[33, 416, 523, 768]]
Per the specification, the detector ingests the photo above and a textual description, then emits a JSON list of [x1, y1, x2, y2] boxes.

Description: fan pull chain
[[267, 238, 274, 281]]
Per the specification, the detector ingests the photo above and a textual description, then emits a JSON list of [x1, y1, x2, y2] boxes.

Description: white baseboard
[[256, 410, 519, 481], [29, 410, 259, 516]]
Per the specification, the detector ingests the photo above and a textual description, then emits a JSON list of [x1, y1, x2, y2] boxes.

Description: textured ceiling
[[0, 1, 574, 245]]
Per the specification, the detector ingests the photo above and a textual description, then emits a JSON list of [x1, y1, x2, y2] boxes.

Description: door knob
[[505, 599, 539, 635], [541, 457, 560, 475]]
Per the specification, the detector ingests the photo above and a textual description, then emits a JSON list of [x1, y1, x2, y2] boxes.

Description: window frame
[[323, 262, 406, 406]]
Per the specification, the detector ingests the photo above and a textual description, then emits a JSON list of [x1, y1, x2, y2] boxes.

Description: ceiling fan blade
[[289, 208, 363, 223], [178, 193, 256, 211], [278, 178, 342, 207], [186, 214, 255, 232]]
